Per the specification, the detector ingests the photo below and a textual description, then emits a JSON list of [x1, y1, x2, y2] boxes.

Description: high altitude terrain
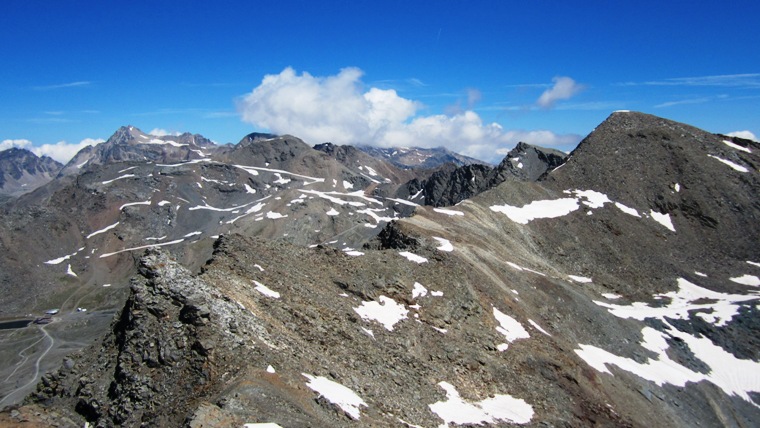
[[1, 111, 758, 427]]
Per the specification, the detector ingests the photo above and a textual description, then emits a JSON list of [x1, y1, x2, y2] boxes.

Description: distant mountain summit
[[357, 146, 488, 169], [59, 126, 217, 176], [0, 148, 62, 198]]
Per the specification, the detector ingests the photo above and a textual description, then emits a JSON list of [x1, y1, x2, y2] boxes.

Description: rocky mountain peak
[[0, 148, 63, 198], [59, 126, 218, 176]]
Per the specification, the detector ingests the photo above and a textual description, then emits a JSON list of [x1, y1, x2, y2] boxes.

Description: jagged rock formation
[[397, 142, 567, 207], [0, 148, 62, 198], [2, 111, 760, 427]]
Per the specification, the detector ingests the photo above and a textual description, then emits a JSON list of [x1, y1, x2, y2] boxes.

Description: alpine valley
[[0, 111, 758, 427]]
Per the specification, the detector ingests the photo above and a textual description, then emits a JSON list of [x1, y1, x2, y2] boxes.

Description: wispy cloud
[[654, 97, 711, 108], [536, 77, 585, 109], [32, 81, 92, 91], [203, 111, 238, 119], [622, 73, 760, 88], [26, 117, 75, 124], [653, 94, 735, 108], [503, 82, 550, 89], [555, 101, 625, 111], [132, 107, 205, 116]]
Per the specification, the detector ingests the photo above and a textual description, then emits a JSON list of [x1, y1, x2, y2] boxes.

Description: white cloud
[[0, 139, 33, 151], [727, 130, 758, 142], [32, 138, 104, 163], [237, 67, 581, 163], [149, 128, 181, 137], [537, 77, 585, 108]]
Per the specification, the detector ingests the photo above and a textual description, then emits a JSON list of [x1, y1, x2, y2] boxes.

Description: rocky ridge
[[2, 111, 759, 427], [398, 142, 567, 207]]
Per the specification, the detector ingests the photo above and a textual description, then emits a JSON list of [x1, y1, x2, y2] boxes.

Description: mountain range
[[0, 111, 758, 427]]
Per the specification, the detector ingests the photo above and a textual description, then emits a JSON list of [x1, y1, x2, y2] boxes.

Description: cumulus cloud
[[0, 139, 33, 151], [726, 130, 758, 142], [536, 76, 585, 109], [33, 138, 103, 163], [1, 138, 102, 163], [237, 67, 580, 163]]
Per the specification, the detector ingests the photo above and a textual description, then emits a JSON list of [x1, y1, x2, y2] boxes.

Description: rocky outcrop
[[29, 249, 268, 426]]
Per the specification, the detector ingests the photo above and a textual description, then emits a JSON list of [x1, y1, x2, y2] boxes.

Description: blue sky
[[1, 1, 758, 163]]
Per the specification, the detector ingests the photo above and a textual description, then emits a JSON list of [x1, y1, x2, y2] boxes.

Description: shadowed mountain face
[[1, 112, 760, 427], [395, 142, 568, 207], [0, 148, 62, 197]]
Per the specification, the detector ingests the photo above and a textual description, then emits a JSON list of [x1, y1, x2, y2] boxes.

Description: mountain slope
[[2, 112, 759, 427], [5, 111, 759, 427], [0, 148, 62, 198]]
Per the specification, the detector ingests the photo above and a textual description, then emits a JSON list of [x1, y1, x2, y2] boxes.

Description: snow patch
[[101, 174, 135, 185], [428, 381, 533, 425], [120, 200, 151, 210], [708, 154, 749, 173], [491, 198, 579, 224], [326, 208, 339, 216], [353, 296, 408, 331], [399, 251, 428, 264], [412, 282, 428, 299], [66, 264, 78, 277], [594, 278, 758, 328], [433, 207, 465, 216], [568, 275, 593, 283], [528, 319, 551, 336], [730, 274, 760, 286], [723, 139, 752, 153], [265, 211, 288, 219], [433, 237, 453, 252], [254, 280, 281, 299], [302, 374, 367, 420], [614, 202, 641, 217], [86, 222, 119, 239], [493, 307, 530, 350], [99, 239, 185, 258], [650, 210, 675, 232]]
